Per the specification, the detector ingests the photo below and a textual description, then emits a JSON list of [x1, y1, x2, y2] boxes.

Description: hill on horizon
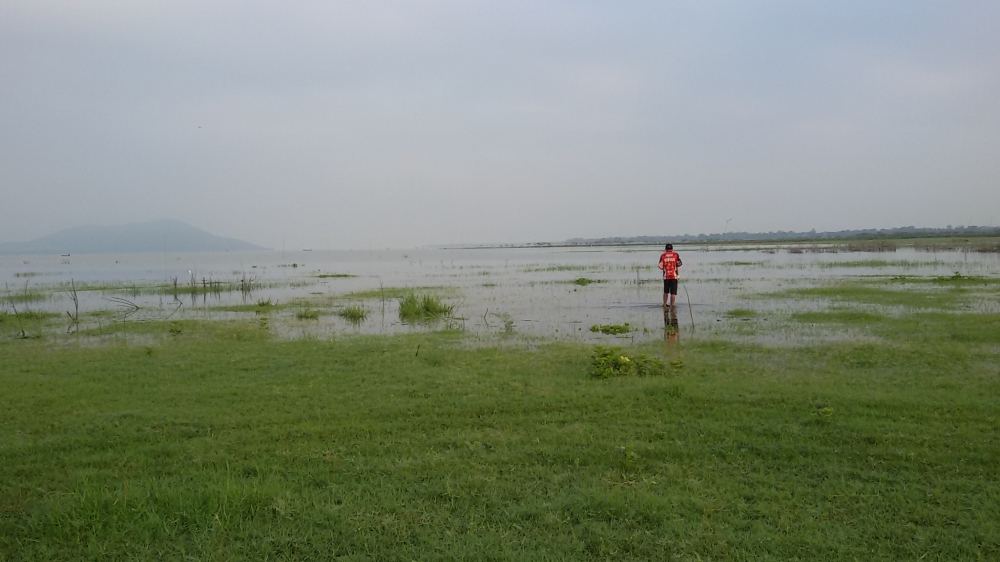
[[0, 220, 266, 255]]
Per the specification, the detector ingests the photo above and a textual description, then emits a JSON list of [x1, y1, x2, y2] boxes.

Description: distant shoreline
[[445, 233, 1000, 252]]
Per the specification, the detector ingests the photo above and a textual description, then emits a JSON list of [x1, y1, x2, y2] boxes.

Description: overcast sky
[[2, 1, 998, 249]]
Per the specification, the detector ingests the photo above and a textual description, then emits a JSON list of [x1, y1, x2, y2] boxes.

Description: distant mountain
[[0, 220, 266, 254]]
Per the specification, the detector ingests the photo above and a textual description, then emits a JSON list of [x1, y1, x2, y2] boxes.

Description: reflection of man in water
[[664, 306, 680, 344], [657, 243, 683, 308]]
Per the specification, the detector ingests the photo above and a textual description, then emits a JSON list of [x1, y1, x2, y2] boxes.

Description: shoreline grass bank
[[2, 310, 998, 560]]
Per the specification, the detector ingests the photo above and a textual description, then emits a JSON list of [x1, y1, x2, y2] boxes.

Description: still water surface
[[2, 245, 997, 343]]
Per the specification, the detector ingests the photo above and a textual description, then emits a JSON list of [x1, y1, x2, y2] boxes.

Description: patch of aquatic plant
[[485, 311, 515, 334], [570, 277, 604, 286], [2, 288, 47, 304], [344, 286, 456, 300], [212, 299, 283, 313], [315, 273, 356, 279], [792, 310, 884, 324], [768, 284, 967, 310], [0, 309, 59, 323], [296, 308, 321, 320], [725, 308, 758, 319], [718, 261, 765, 267], [933, 272, 1000, 285], [590, 322, 633, 335], [399, 293, 454, 322], [590, 346, 666, 378], [338, 305, 368, 323]]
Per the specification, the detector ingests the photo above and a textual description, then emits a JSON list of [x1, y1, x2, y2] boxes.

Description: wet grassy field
[[2, 242, 999, 559]]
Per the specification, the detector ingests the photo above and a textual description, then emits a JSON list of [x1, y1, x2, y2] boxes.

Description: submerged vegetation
[[295, 308, 321, 320]]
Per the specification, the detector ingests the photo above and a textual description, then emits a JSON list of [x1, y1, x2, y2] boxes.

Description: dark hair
[[665, 243, 673, 250]]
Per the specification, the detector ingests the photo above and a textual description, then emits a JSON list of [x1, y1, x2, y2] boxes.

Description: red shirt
[[658, 251, 681, 280]]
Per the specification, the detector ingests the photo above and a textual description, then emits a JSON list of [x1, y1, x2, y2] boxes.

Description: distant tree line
[[556, 225, 1000, 247]]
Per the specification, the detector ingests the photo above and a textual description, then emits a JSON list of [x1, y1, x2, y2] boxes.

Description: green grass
[[337, 304, 368, 323], [1, 314, 998, 559], [314, 273, 356, 279], [769, 283, 971, 310], [0, 309, 60, 323], [817, 259, 943, 268], [725, 308, 758, 319], [792, 310, 884, 324], [212, 299, 284, 314], [523, 264, 594, 272], [590, 322, 633, 335], [343, 286, 454, 300], [295, 308, 321, 320], [398, 293, 454, 322], [1, 289, 48, 304]]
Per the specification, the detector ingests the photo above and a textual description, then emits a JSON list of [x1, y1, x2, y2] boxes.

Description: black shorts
[[663, 279, 678, 295]]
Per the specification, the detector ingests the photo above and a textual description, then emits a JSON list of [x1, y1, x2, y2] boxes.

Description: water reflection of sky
[[2, 245, 998, 343]]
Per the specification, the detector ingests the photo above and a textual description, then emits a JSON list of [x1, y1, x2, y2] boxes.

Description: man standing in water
[[657, 243, 682, 308]]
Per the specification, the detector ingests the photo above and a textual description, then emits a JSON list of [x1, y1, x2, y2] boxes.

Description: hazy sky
[[2, 1, 998, 249]]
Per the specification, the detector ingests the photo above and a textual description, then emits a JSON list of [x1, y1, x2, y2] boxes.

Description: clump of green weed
[[296, 308, 320, 320], [590, 346, 665, 378], [590, 323, 633, 335], [338, 305, 368, 323], [725, 308, 757, 319], [574, 277, 598, 286], [399, 293, 453, 322]]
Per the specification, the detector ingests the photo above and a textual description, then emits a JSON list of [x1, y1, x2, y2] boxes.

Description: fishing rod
[[682, 283, 695, 332]]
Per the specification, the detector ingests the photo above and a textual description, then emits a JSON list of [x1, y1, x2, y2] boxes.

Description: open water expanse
[[2, 244, 998, 343]]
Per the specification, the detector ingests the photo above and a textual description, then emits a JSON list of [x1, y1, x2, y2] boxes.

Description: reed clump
[[296, 308, 320, 320], [338, 305, 368, 323], [399, 293, 453, 322]]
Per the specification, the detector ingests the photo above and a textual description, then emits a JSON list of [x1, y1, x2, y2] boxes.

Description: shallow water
[[2, 245, 998, 343]]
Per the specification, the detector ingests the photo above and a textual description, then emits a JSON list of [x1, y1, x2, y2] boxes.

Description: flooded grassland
[[2, 242, 998, 346], [2, 241, 999, 559]]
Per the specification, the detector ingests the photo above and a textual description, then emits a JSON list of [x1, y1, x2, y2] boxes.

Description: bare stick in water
[[682, 284, 695, 332]]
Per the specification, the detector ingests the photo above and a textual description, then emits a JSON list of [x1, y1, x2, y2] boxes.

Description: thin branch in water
[[66, 279, 80, 334]]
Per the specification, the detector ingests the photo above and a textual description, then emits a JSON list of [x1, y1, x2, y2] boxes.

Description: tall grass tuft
[[296, 308, 320, 320], [338, 305, 368, 324], [399, 293, 453, 322]]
